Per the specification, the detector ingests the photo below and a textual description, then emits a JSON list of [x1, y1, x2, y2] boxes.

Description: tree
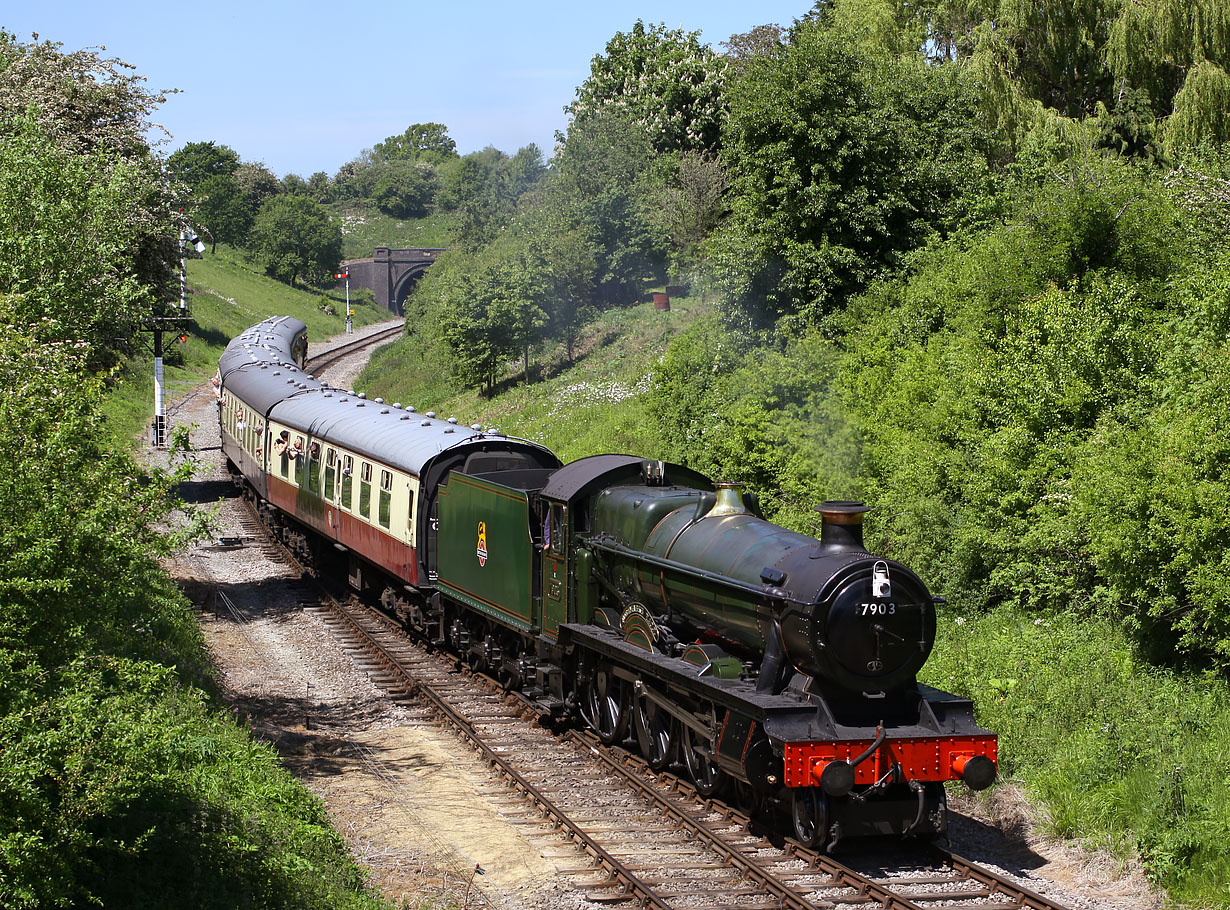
[[234, 161, 280, 208], [372, 122, 458, 163], [711, 13, 998, 330], [280, 172, 310, 195], [194, 173, 256, 250], [371, 160, 437, 217], [0, 30, 169, 159], [722, 23, 788, 70], [166, 141, 240, 189], [307, 171, 332, 202], [0, 32, 179, 364], [546, 110, 666, 306], [564, 20, 729, 154], [647, 152, 729, 276], [168, 140, 257, 247], [251, 195, 342, 286], [437, 145, 546, 248]]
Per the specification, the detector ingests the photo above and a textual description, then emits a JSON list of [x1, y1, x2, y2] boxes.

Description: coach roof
[[218, 316, 306, 381], [269, 390, 550, 476], [223, 361, 323, 416]]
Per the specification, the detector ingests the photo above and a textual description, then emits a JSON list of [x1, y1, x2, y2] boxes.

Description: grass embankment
[[334, 206, 455, 259], [359, 294, 710, 461], [927, 611, 1230, 906], [101, 244, 390, 447], [358, 296, 1230, 908]]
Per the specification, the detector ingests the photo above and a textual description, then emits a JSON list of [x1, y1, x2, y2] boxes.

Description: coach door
[[540, 500, 569, 639]]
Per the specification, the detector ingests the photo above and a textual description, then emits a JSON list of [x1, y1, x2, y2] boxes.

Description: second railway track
[[304, 322, 404, 377]]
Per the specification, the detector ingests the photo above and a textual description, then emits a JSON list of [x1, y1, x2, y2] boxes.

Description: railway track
[[304, 322, 403, 376]]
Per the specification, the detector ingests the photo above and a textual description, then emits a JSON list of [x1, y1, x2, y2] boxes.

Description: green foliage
[[194, 173, 257, 248], [436, 145, 545, 248], [639, 161, 1230, 902], [0, 658, 381, 910], [0, 33, 181, 369], [647, 318, 858, 525], [564, 20, 728, 154], [0, 310, 383, 908], [360, 296, 711, 462], [0, 115, 173, 371], [712, 13, 1001, 330], [924, 609, 1230, 904], [645, 152, 729, 278], [252, 195, 343, 286], [372, 122, 458, 164], [1165, 59, 1230, 151], [412, 233, 548, 392], [167, 141, 241, 189], [546, 110, 666, 305], [371, 160, 437, 218]]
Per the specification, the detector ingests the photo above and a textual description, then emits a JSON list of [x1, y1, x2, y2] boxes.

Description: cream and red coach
[[218, 316, 559, 593]]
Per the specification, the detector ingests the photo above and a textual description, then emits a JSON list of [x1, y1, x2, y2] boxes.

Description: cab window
[[548, 503, 566, 554]]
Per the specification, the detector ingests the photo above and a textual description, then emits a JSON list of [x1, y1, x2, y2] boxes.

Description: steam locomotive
[[218, 317, 997, 849]]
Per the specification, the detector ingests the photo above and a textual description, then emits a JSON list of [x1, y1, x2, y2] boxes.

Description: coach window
[[293, 436, 306, 485], [323, 448, 336, 501], [341, 455, 353, 509], [379, 470, 392, 528], [306, 443, 321, 494], [359, 462, 372, 519]]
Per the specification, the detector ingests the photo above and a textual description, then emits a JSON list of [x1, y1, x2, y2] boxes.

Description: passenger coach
[[218, 317, 560, 591]]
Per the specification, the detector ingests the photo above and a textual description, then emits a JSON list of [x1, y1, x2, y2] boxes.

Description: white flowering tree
[[564, 20, 728, 155], [0, 32, 180, 369]]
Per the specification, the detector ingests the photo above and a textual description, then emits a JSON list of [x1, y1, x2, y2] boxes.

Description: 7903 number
[[859, 602, 896, 616]]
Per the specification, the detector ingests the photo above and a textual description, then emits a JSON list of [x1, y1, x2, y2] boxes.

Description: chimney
[[817, 501, 870, 552]]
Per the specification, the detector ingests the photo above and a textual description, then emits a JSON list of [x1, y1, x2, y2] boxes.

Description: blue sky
[[6, 2, 813, 178]]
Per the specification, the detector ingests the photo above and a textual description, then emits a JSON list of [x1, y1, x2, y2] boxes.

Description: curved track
[[304, 322, 404, 377], [313, 586, 1074, 910]]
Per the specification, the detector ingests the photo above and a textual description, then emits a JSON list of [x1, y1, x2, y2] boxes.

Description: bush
[[0, 314, 384, 909], [924, 608, 1230, 904]]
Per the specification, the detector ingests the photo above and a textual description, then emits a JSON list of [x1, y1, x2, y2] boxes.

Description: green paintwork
[[587, 484, 813, 653], [437, 473, 535, 633], [573, 547, 597, 624]]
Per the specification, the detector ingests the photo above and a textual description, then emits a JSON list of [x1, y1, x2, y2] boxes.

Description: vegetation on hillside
[[7, 0, 1230, 903], [0, 32, 386, 909]]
